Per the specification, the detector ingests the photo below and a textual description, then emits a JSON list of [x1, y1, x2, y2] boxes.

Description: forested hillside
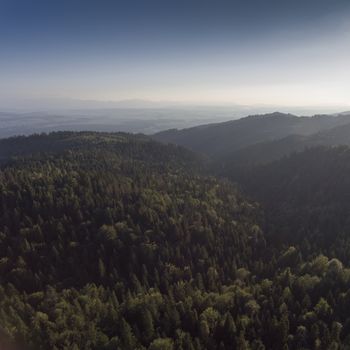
[[0, 132, 266, 349], [153, 112, 350, 158], [219, 122, 350, 168], [2, 132, 350, 349], [223, 145, 350, 349], [230, 147, 350, 257]]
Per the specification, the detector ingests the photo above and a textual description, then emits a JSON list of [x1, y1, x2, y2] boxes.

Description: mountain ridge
[[153, 111, 350, 158]]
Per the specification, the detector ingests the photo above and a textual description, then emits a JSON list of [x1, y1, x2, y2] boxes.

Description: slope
[[231, 146, 350, 260], [153, 112, 350, 158], [0, 132, 265, 350], [221, 121, 350, 168]]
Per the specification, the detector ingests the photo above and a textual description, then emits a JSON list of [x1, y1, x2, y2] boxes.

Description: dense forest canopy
[[2, 130, 350, 349], [229, 146, 350, 258]]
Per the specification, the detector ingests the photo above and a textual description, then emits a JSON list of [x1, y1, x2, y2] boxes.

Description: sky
[[1, 0, 350, 108]]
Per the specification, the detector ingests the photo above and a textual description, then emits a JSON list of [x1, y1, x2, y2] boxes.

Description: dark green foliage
[[233, 146, 350, 257], [0, 132, 263, 349], [2, 132, 350, 349]]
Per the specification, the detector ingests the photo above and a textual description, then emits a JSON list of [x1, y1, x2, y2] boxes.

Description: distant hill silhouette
[[153, 112, 350, 158], [221, 120, 350, 168]]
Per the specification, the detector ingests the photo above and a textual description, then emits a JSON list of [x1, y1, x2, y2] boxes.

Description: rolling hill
[[153, 112, 350, 158], [0, 132, 266, 350], [221, 121, 350, 168], [229, 146, 350, 257], [3, 132, 350, 349]]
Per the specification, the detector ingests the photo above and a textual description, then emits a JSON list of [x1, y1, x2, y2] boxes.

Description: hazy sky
[[1, 0, 350, 107]]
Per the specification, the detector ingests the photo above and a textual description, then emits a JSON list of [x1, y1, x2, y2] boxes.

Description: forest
[[1, 131, 350, 349]]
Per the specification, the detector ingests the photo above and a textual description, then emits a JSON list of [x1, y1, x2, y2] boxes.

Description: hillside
[[229, 146, 350, 258], [0, 132, 266, 350], [221, 122, 350, 168], [3, 133, 350, 349], [153, 112, 350, 158]]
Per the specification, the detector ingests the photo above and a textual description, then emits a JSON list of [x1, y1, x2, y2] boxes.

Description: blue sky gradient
[[1, 0, 350, 107]]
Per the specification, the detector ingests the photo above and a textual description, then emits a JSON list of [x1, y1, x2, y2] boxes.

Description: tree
[[149, 338, 174, 350], [120, 318, 136, 349]]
